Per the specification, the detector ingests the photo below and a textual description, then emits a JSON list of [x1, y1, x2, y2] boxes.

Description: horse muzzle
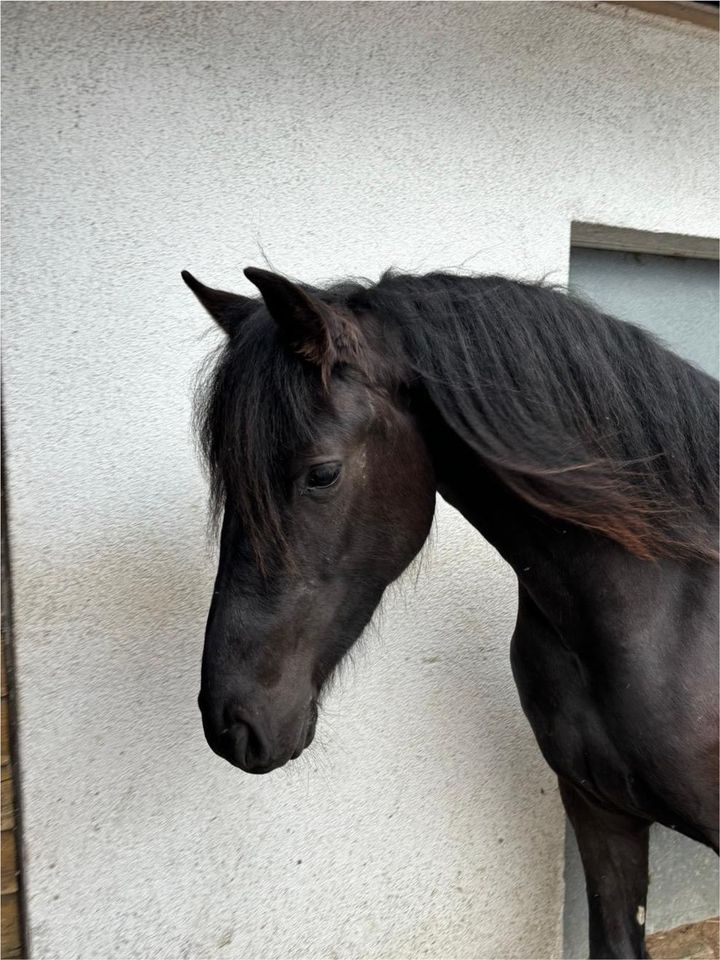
[[199, 693, 318, 774]]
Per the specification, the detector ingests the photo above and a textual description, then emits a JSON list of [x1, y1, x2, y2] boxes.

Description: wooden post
[[1, 448, 26, 959]]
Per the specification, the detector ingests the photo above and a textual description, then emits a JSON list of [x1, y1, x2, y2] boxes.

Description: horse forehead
[[324, 375, 378, 425]]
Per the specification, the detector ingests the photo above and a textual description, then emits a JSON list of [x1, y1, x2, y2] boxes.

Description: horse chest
[[510, 614, 648, 815]]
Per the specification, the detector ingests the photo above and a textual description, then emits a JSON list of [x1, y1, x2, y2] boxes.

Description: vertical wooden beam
[[1, 655, 24, 959], [1, 433, 27, 959]]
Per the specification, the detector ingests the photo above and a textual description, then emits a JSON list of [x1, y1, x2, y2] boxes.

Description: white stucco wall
[[2, 3, 717, 958]]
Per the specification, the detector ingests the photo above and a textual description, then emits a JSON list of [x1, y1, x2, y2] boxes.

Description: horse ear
[[243, 267, 349, 368], [181, 270, 256, 336]]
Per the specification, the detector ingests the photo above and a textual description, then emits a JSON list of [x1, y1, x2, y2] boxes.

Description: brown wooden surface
[[648, 917, 720, 960], [611, 1, 720, 30], [571, 223, 720, 262], [1, 891, 22, 957], [1, 546, 24, 958], [1, 773, 14, 832], [2, 447, 26, 958]]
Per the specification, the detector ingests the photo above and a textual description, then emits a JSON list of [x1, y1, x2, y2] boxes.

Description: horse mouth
[[234, 757, 287, 775], [228, 706, 318, 775]]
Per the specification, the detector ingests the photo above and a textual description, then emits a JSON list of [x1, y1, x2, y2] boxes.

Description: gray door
[[563, 247, 719, 959]]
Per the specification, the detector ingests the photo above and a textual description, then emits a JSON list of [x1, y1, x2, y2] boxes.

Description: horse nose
[[199, 699, 274, 773], [199, 691, 270, 771], [222, 706, 271, 771]]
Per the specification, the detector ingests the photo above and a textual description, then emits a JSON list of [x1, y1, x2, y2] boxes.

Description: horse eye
[[306, 462, 341, 490]]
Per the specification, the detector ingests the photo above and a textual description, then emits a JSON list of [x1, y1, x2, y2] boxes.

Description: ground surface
[[647, 918, 720, 960]]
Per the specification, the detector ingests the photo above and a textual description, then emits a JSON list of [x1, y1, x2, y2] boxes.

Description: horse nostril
[[231, 721, 268, 768], [223, 708, 269, 769]]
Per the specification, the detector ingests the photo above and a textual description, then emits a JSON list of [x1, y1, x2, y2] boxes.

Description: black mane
[[195, 304, 321, 563], [197, 271, 719, 563]]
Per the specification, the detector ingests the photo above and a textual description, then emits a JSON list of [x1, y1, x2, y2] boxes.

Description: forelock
[[195, 310, 322, 567]]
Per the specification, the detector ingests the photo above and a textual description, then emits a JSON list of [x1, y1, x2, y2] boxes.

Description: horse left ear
[[182, 270, 256, 336], [244, 267, 355, 369]]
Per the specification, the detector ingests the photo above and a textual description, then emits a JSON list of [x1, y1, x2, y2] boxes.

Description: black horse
[[184, 266, 718, 960]]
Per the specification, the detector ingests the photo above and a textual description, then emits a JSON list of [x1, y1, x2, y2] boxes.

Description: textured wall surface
[[2, 3, 717, 958]]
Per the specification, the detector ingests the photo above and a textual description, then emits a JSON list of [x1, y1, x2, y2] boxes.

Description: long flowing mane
[[354, 272, 719, 561], [196, 271, 719, 564]]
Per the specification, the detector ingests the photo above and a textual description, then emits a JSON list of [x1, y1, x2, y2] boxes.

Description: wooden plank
[[1, 828, 18, 896], [611, 1, 720, 30], [1, 773, 14, 830], [0, 697, 9, 765], [571, 222, 720, 261], [1, 427, 24, 958], [647, 916, 720, 959], [1, 893, 22, 953]]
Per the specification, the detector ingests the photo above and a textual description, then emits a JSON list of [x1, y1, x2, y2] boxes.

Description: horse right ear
[[181, 271, 256, 336]]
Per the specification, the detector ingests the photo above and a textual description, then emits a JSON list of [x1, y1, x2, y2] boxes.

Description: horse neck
[[418, 399, 552, 562], [413, 390, 636, 601]]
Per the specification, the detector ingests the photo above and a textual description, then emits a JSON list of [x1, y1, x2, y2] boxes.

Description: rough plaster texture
[[1, 3, 717, 958]]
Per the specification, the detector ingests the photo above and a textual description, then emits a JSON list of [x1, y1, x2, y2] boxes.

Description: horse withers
[[184, 266, 719, 960]]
